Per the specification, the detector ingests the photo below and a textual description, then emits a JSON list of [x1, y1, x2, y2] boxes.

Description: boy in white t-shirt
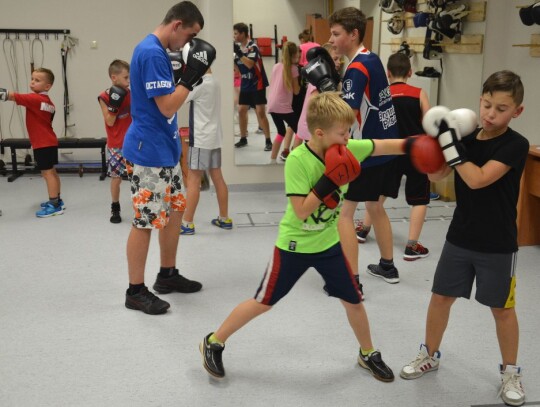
[[180, 67, 232, 235]]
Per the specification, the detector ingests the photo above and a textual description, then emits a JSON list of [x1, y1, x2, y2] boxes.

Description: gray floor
[[234, 109, 282, 166], [1, 174, 539, 407]]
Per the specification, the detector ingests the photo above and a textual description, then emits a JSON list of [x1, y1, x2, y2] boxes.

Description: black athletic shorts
[[239, 89, 267, 106], [386, 156, 430, 205], [344, 159, 396, 202], [33, 146, 58, 170]]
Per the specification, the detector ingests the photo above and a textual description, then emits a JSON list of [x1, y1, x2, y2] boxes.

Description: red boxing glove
[[403, 135, 446, 174], [312, 144, 361, 202]]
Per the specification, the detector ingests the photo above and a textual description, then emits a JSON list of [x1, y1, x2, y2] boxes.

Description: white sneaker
[[498, 364, 525, 406], [400, 344, 441, 379]]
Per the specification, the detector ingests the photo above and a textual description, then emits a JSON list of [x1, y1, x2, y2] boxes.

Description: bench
[[0, 138, 107, 182]]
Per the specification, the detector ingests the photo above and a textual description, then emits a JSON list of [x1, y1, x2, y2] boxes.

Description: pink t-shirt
[[267, 63, 299, 114], [299, 42, 320, 66], [296, 83, 318, 141]]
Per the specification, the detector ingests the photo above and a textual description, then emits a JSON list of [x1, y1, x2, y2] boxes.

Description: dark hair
[[298, 29, 312, 43], [328, 7, 366, 42], [162, 1, 204, 29], [233, 22, 249, 36], [387, 53, 410, 78], [482, 70, 524, 106], [33, 67, 55, 85], [108, 59, 130, 77]]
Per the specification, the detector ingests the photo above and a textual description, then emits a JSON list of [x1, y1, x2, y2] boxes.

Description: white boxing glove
[[422, 106, 451, 136], [437, 108, 477, 167]]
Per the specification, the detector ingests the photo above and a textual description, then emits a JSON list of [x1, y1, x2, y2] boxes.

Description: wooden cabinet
[[517, 146, 540, 246], [306, 14, 330, 45]]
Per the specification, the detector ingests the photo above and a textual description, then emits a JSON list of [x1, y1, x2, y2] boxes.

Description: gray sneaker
[[400, 344, 440, 380], [367, 263, 400, 284], [498, 364, 525, 406]]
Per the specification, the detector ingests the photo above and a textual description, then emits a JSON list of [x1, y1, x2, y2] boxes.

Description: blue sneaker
[[211, 217, 233, 230], [36, 203, 64, 218], [40, 199, 65, 210], [180, 222, 195, 235], [429, 192, 440, 201]]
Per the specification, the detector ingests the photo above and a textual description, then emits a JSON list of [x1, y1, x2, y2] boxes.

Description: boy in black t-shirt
[[400, 71, 529, 407]]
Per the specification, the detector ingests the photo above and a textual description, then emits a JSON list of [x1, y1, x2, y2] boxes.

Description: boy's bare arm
[[154, 86, 190, 118], [372, 139, 405, 156], [455, 160, 511, 189], [98, 99, 117, 127], [289, 195, 325, 220]]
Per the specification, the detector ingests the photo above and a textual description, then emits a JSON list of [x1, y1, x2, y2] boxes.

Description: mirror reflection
[[233, 0, 332, 166], [232, 0, 378, 165]]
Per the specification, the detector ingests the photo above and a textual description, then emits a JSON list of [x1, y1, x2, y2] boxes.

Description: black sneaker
[[125, 287, 170, 314], [367, 264, 400, 284], [358, 350, 395, 382], [200, 333, 225, 378], [153, 270, 202, 294], [235, 137, 248, 148], [110, 202, 121, 224], [264, 140, 272, 151], [403, 242, 429, 261]]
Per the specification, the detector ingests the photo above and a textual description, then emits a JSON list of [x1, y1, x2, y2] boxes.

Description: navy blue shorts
[[254, 243, 362, 305]]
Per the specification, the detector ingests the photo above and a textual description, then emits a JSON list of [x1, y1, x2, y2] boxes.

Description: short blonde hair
[[307, 92, 355, 134]]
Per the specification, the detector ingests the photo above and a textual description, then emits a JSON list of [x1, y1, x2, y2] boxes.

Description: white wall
[[1, 0, 539, 188], [482, 0, 540, 144]]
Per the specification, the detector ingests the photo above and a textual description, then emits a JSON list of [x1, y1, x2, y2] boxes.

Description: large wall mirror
[[233, 0, 328, 166], [232, 0, 382, 166]]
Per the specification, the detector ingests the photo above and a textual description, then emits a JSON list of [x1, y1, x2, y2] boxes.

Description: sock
[[159, 267, 177, 278], [182, 220, 193, 226], [218, 216, 228, 221], [270, 159, 277, 164], [407, 240, 418, 247], [128, 283, 145, 295], [49, 197, 60, 207], [379, 258, 394, 271], [360, 347, 375, 356], [209, 333, 224, 345]]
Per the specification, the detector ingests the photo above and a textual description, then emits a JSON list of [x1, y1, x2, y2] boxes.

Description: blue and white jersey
[[123, 34, 180, 167], [342, 47, 398, 167]]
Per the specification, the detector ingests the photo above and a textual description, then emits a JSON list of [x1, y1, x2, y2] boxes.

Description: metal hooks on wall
[[0, 29, 71, 41]]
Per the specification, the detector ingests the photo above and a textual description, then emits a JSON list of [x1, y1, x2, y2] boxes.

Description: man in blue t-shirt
[[329, 7, 401, 287], [123, 1, 215, 315]]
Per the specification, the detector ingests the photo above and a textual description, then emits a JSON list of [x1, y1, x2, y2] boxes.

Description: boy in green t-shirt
[[199, 92, 413, 382]]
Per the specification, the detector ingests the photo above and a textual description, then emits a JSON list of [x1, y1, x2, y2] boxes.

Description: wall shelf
[[513, 34, 540, 57], [386, 34, 483, 54]]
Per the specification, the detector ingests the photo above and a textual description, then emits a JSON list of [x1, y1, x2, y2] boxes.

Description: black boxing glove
[[0, 88, 9, 101], [233, 42, 243, 59], [306, 47, 341, 84], [168, 51, 184, 85], [107, 85, 127, 114], [301, 57, 338, 93], [180, 38, 216, 91]]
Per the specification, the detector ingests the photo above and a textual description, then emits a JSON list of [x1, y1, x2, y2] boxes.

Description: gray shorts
[[188, 147, 221, 170], [432, 241, 518, 308]]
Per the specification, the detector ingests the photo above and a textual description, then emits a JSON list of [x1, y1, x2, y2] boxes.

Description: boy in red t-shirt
[[1, 68, 63, 218], [97, 60, 131, 223]]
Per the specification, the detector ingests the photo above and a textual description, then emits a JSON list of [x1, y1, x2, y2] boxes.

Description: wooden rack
[[383, 34, 484, 54], [513, 34, 540, 57]]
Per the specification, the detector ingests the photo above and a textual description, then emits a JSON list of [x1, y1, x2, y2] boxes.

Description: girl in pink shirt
[[266, 41, 300, 163]]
